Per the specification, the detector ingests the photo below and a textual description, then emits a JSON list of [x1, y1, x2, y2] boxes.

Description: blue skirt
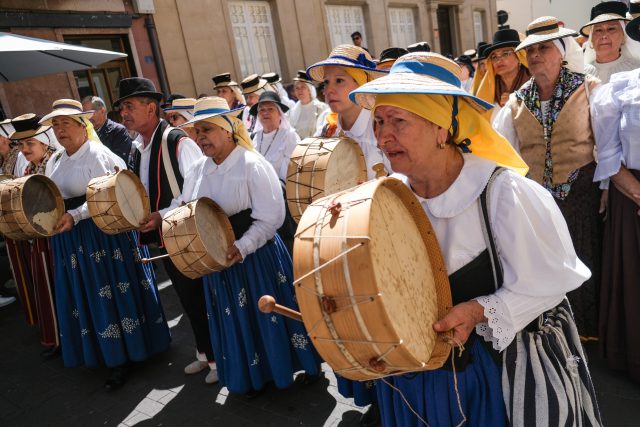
[[203, 236, 321, 394], [337, 376, 377, 407], [376, 339, 507, 427], [51, 219, 171, 368]]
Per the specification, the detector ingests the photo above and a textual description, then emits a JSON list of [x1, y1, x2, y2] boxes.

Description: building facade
[[152, 0, 498, 98]]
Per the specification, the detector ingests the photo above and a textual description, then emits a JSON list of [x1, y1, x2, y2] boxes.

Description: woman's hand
[[139, 212, 162, 233], [226, 244, 243, 264], [433, 300, 486, 346], [53, 213, 75, 234]]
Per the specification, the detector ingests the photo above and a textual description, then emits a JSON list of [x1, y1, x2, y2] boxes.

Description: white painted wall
[[496, 0, 611, 34]]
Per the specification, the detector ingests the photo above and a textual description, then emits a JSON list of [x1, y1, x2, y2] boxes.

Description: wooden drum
[[0, 175, 64, 240], [162, 197, 235, 279], [286, 137, 367, 223], [86, 169, 150, 235], [293, 177, 452, 381]]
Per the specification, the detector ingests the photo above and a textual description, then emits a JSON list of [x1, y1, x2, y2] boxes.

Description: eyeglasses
[[489, 51, 515, 62]]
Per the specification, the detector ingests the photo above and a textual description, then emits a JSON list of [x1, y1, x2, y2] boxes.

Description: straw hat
[[163, 97, 196, 112], [626, 1, 640, 41], [306, 44, 386, 82], [516, 16, 579, 52], [212, 73, 239, 89], [241, 74, 268, 95], [179, 96, 243, 127], [580, 1, 629, 36], [349, 52, 493, 112], [292, 70, 312, 83], [377, 47, 409, 70], [10, 114, 51, 141], [261, 72, 281, 84], [39, 99, 93, 125]]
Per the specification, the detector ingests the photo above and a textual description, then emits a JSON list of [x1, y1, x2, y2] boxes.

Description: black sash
[[64, 195, 87, 211]]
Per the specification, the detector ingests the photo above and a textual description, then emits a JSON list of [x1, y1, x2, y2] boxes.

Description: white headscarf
[[552, 37, 588, 73], [288, 82, 318, 128], [32, 128, 62, 151]]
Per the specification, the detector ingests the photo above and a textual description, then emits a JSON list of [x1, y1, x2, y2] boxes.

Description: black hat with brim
[[249, 91, 289, 116], [627, 15, 640, 41], [262, 72, 281, 84], [113, 77, 163, 108], [483, 29, 521, 57], [474, 42, 490, 61]]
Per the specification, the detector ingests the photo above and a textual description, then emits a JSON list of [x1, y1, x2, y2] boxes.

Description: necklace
[[258, 128, 280, 157]]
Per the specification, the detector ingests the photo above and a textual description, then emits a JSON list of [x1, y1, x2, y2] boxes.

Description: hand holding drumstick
[[433, 300, 487, 346], [139, 211, 162, 233]]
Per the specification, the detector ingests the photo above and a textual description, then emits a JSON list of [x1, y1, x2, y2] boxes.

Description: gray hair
[[81, 95, 107, 111]]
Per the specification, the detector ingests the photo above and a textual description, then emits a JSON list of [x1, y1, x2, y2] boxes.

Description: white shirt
[[12, 153, 28, 178], [591, 68, 640, 182], [45, 140, 126, 223], [396, 154, 590, 351], [290, 99, 330, 140], [161, 147, 284, 260], [589, 55, 640, 84], [316, 108, 393, 180], [133, 120, 203, 196], [252, 126, 300, 181]]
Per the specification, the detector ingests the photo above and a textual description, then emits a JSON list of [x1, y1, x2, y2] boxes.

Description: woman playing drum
[[41, 99, 170, 390], [162, 96, 321, 397], [349, 52, 598, 426], [4, 114, 60, 358]]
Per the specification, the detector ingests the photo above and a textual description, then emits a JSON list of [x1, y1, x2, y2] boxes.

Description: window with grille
[[228, 1, 281, 77], [473, 10, 486, 45], [325, 5, 367, 48], [389, 7, 417, 48]]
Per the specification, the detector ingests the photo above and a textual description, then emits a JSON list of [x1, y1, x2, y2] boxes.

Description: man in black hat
[[114, 77, 218, 384]]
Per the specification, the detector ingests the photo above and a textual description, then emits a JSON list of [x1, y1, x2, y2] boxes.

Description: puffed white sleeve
[[492, 99, 520, 154], [474, 171, 591, 351], [590, 81, 624, 184], [234, 157, 285, 259], [176, 137, 203, 179]]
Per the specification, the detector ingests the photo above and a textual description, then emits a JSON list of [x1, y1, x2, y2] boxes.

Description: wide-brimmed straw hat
[[484, 29, 521, 57], [292, 70, 313, 83], [516, 16, 579, 52], [349, 52, 493, 112], [113, 77, 163, 108], [163, 97, 196, 112], [306, 44, 386, 82], [626, 1, 640, 41], [212, 73, 239, 89], [39, 99, 93, 125], [241, 74, 268, 95], [249, 91, 289, 116], [179, 96, 243, 127], [580, 1, 629, 36], [10, 114, 50, 140]]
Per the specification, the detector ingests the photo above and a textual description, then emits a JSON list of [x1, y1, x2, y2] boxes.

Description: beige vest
[[510, 78, 597, 185]]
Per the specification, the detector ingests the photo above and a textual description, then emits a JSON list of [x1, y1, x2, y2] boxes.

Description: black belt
[[64, 195, 86, 211], [228, 208, 274, 244]]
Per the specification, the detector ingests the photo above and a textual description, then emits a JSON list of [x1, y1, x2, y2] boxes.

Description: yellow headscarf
[[475, 49, 528, 106], [470, 63, 486, 95], [344, 67, 370, 87], [373, 93, 528, 176], [65, 115, 102, 144], [203, 115, 254, 152]]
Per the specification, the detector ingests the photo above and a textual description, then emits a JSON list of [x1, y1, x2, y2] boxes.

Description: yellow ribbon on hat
[[475, 49, 528, 108], [373, 93, 528, 176], [204, 115, 254, 152]]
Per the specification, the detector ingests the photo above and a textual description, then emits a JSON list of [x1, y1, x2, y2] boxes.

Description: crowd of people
[[1, 1, 640, 425]]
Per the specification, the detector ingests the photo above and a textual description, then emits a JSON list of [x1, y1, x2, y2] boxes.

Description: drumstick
[[258, 295, 303, 322], [372, 163, 387, 178], [140, 253, 171, 263]]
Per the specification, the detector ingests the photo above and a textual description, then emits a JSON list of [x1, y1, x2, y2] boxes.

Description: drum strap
[[161, 126, 181, 199]]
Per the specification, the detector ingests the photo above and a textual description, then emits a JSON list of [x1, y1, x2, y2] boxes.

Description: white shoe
[[205, 367, 219, 384], [0, 295, 15, 308], [184, 360, 208, 375]]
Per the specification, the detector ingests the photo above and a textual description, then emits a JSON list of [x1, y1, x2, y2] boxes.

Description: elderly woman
[[590, 16, 640, 382], [41, 99, 170, 390], [161, 97, 321, 397], [289, 70, 330, 139], [163, 97, 197, 140], [581, 1, 640, 83], [350, 51, 600, 427], [241, 74, 270, 134], [3, 114, 60, 358], [493, 17, 602, 341], [308, 44, 392, 181], [0, 119, 28, 176], [476, 28, 530, 119]]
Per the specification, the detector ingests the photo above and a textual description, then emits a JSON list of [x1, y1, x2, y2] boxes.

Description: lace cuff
[[475, 294, 516, 352]]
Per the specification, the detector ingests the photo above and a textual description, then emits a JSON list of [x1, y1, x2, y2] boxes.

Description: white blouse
[[589, 55, 640, 84], [160, 147, 285, 260], [252, 126, 300, 181], [45, 140, 126, 223], [289, 99, 330, 139], [396, 153, 590, 351], [591, 68, 640, 182], [315, 108, 393, 180]]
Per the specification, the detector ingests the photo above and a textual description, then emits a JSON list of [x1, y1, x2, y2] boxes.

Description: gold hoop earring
[[438, 141, 446, 149]]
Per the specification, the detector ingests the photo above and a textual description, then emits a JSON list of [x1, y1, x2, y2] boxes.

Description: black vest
[[132, 120, 186, 245]]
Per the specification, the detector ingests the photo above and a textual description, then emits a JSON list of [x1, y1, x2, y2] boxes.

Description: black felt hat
[[483, 29, 521, 57], [113, 77, 163, 108], [455, 55, 475, 76], [628, 14, 640, 41], [377, 47, 409, 69], [249, 91, 289, 116], [407, 41, 431, 53], [292, 70, 312, 83], [581, 1, 629, 36], [474, 41, 490, 61]]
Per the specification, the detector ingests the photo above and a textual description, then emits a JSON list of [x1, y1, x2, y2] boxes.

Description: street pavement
[[1, 260, 639, 426]]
